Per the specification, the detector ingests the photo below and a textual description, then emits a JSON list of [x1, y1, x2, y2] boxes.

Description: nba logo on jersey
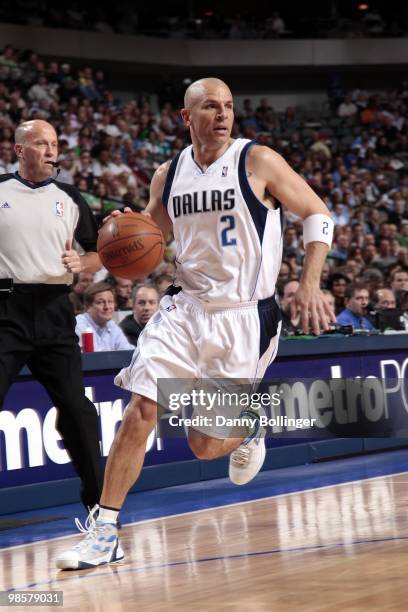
[[55, 202, 64, 217], [222, 166, 228, 177]]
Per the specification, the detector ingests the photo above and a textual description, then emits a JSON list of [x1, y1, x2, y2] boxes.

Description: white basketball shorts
[[115, 289, 281, 438]]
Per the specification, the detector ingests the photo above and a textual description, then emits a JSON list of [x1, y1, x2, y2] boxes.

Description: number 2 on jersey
[[220, 215, 237, 246]]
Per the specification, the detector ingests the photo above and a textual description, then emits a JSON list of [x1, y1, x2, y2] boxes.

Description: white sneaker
[[229, 409, 266, 485], [56, 506, 124, 570]]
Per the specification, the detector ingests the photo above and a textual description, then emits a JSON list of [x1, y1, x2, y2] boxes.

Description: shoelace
[[72, 523, 117, 554], [74, 504, 99, 534], [231, 445, 251, 467], [71, 506, 103, 550]]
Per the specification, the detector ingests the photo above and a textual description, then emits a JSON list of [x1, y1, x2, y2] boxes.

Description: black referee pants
[[0, 285, 103, 509]]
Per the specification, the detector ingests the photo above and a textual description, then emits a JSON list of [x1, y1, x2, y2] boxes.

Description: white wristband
[[303, 214, 333, 248]]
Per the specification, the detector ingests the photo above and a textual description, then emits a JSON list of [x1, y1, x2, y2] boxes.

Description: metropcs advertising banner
[[1, 348, 408, 488]]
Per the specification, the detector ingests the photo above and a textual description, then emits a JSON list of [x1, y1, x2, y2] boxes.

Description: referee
[[0, 119, 103, 510]]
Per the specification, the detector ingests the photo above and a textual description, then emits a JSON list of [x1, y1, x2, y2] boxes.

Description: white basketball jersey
[[162, 138, 283, 307]]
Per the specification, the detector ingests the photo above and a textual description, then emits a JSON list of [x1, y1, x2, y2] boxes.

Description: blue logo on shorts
[[166, 305, 177, 312]]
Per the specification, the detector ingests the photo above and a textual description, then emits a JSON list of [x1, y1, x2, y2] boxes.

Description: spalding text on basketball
[[104, 238, 145, 261]]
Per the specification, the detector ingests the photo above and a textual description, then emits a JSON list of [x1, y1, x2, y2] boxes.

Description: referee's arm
[[59, 183, 103, 274], [80, 251, 101, 272], [81, 251, 101, 272]]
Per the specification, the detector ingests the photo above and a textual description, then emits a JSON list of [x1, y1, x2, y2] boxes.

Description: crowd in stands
[[70, 274, 161, 351], [1, 2, 406, 39], [0, 44, 407, 346]]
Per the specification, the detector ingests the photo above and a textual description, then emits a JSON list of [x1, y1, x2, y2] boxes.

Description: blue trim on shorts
[[257, 295, 281, 359]]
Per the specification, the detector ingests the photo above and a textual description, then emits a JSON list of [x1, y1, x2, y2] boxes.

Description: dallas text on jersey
[[172, 189, 235, 218]]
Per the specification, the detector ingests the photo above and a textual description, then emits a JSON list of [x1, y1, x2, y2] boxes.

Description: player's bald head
[[184, 78, 232, 108], [15, 120, 56, 144]]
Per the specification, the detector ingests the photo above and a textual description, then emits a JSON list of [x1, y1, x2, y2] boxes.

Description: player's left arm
[[247, 145, 335, 334]]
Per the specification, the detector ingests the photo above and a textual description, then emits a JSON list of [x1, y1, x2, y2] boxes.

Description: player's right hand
[[101, 207, 131, 224], [101, 207, 151, 225]]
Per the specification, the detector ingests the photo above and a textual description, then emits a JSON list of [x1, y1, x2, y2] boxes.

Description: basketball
[[97, 212, 165, 279]]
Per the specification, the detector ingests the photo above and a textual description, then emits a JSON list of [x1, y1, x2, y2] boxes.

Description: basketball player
[[56, 78, 334, 569]]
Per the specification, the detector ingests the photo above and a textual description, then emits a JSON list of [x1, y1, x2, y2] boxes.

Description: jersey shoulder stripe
[[162, 151, 182, 209], [238, 140, 268, 244]]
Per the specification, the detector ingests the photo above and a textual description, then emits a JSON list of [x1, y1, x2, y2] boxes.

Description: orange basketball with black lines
[[97, 212, 165, 279]]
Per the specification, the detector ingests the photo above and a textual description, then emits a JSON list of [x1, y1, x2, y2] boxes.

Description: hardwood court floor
[[1, 457, 408, 611]]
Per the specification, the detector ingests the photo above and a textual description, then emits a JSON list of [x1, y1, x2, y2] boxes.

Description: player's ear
[[15, 144, 23, 158], [180, 108, 190, 127]]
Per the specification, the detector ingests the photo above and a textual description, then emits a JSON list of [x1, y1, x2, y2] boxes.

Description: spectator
[[58, 153, 76, 184], [331, 203, 350, 226], [0, 140, 17, 173], [320, 261, 332, 288], [107, 276, 134, 310], [264, 12, 285, 37], [397, 290, 408, 312], [27, 74, 56, 104], [75, 282, 133, 351], [120, 283, 160, 346], [59, 122, 78, 149], [92, 148, 111, 177], [337, 94, 358, 119], [109, 151, 132, 176], [330, 233, 350, 263], [337, 283, 375, 330], [278, 280, 300, 335], [327, 272, 350, 314], [362, 243, 378, 266], [372, 288, 396, 309], [69, 272, 95, 315], [390, 269, 408, 293], [155, 273, 173, 295], [78, 67, 101, 102], [372, 238, 398, 271], [277, 260, 292, 290], [283, 226, 299, 254]]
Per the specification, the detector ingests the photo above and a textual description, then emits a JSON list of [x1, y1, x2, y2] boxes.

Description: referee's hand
[[62, 239, 82, 273]]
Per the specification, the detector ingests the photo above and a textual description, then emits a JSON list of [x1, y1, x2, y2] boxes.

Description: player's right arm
[[144, 161, 173, 242], [101, 161, 173, 241]]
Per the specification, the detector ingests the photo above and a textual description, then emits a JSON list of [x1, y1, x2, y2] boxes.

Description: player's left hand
[[62, 239, 82, 273], [291, 283, 336, 335]]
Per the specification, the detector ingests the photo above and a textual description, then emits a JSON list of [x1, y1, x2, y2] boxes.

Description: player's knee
[[188, 435, 220, 460]]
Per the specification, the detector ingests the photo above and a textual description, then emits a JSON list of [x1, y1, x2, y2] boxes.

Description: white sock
[[98, 506, 119, 524]]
